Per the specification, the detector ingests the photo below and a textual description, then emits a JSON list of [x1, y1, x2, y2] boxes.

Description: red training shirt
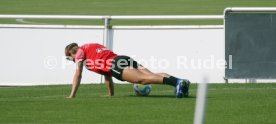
[[75, 43, 118, 76]]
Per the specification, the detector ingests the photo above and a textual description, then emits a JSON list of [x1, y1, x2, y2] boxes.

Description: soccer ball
[[133, 84, 152, 96]]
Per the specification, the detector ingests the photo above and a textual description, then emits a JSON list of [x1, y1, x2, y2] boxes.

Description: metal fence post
[[104, 17, 111, 49], [101, 17, 111, 84]]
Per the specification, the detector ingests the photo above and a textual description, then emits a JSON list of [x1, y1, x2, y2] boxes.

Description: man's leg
[[123, 66, 184, 87], [122, 67, 164, 84], [137, 66, 183, 87], [122, 67, 189, 98], [138, 66, 170, 77]]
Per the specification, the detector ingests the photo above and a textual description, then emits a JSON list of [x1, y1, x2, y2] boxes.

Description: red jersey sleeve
[[75, 48, 85, 63]]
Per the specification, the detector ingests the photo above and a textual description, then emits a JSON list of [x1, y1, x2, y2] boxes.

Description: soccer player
[[65, 43, 190, 98]]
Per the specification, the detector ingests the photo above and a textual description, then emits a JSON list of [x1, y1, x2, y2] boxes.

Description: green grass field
[[1, 0, 276, 124], [0, 83, 275, 124], [1, 0, 276, 25]]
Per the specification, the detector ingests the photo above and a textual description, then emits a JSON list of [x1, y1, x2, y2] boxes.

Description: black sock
[[163, 76, 179, 87]]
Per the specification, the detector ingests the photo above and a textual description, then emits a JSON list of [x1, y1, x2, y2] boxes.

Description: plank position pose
[[65, 43, 190, 98]]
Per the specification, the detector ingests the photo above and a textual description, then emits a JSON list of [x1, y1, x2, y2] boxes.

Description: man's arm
[[105, 75, 114, 96], [67, 62, 83, 98]]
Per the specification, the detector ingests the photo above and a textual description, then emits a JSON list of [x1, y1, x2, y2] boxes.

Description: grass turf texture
[[1, 0, 276, 25], [0, 83, 275, 124]]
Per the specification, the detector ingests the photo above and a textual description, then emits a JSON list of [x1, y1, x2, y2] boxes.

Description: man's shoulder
[[81, 43, 103, 48]]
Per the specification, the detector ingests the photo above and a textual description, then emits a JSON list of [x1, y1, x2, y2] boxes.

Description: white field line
[[15, 19, 52, 25], [194, 78, 208, 124]]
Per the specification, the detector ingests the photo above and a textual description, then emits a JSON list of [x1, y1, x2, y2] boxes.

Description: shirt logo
[[96, 48, 108, 53]]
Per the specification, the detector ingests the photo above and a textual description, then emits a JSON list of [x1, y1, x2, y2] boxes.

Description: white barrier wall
[[0, 26, 224, 85], [0, 28, 103, 85], [112, 28, 224, 83]]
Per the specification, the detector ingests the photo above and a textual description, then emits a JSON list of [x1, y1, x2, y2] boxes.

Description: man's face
[[66, 47, 78, 62], [71, 53, 76, 60], [66, 55, 75, 62], [66, 53, 76, 62]]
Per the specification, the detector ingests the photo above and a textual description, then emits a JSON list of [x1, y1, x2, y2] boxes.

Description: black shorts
[[111, 55, 140, 81]]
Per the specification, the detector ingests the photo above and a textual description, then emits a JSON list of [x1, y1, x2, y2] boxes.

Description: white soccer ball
[[133, 84, 152, 96]]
